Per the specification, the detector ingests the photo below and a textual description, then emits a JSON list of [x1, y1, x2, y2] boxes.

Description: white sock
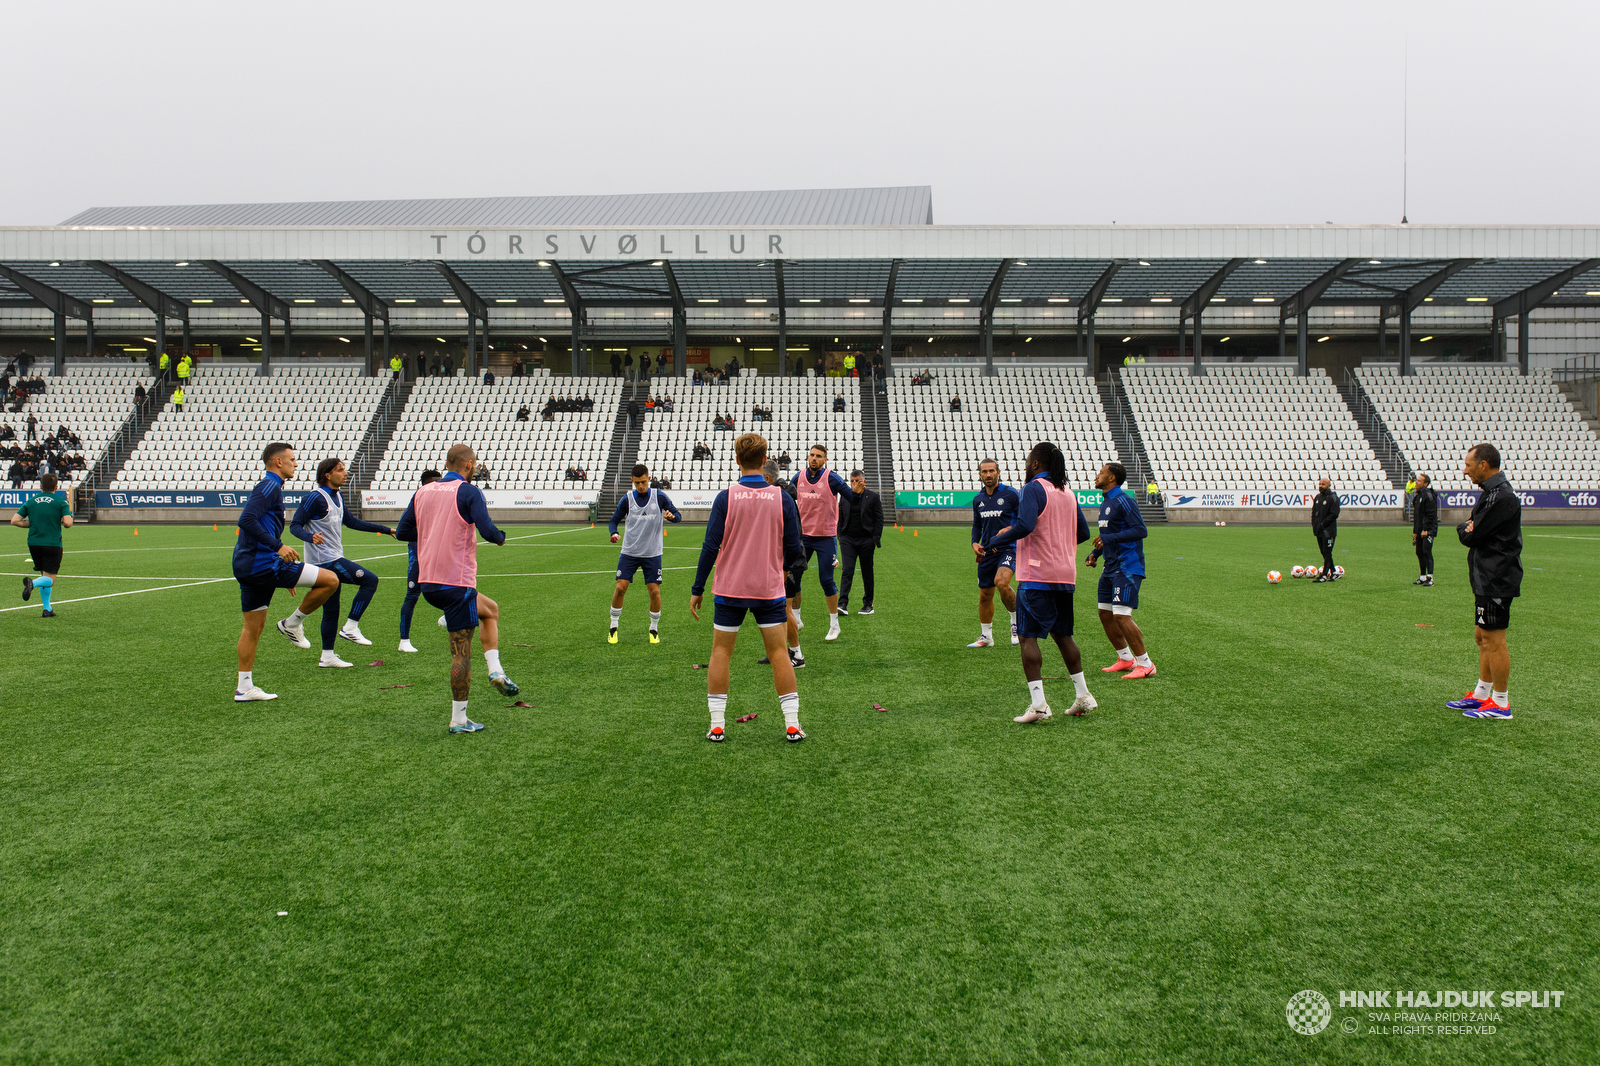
[[649, 611, 661, 632], [1473, 679, 1493, 699], [779, 690, 800, 729], [708, 693, 728, 731], [1006, 611, 1015, 629], [1027, 679, 1045, 705], [451, 699, 469, 725], [237, 670, 252, 691], [320, 650, 340, 664], [1116, 646, 1134, 662], [610, 606, 622, 627], [792, 609, 802, 628], [981, 621, 993, 638], [1071, 672, 1090, 698], [287, 608, 307, 627], [791, 643, 802, 658], [484, 649, 502, 674], [1492, 689, 1509, 708], [1134, 653, 1153, 668], [829, 611, 838, 626], [341, 619, 358, 632]]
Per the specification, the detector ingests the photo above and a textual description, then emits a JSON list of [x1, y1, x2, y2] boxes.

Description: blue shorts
[[713, 595, 788, 631], [421, 583, 479, 631], [617, 553, 664, 585], [1016, 587, 1076, 639], [800, 535, 838, 596], [978, 549, 1016, 589], [1097, 571, 1141, 613], [235, 557, 307, 613]]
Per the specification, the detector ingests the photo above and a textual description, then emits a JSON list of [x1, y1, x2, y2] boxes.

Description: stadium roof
[[58, 186, 936, 228]]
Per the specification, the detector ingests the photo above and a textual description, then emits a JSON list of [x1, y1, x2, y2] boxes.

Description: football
[[1335, 565, 1346, 577], [1291, 565, 1305, 578], [1268, 570, 1282, 583]]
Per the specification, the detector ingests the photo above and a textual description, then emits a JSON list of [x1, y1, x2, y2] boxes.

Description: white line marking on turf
[[474, 566, 698, 578], [0, 573, 222, 581], [0, 577, 233, 613], [1527, 534, 1600, 540]]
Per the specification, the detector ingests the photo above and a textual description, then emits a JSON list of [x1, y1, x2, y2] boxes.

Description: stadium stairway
[[78, 377, 173, 521], [596, 381, 645, 521], [347, 375, 411, 519], [1101, 373, 1167, 524], [1338, 371, 1413, 490], [859, 378, 898, 523]]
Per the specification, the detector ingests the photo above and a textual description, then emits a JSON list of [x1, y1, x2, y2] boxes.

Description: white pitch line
[[475, 565, 699, 578], [1527, 534, 1600, 541], [0, 577, 233, 613], [0, 573, 219, 581]]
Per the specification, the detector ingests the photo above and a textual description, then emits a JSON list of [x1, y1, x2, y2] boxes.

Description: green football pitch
[[1, 521, 1596, 1064]]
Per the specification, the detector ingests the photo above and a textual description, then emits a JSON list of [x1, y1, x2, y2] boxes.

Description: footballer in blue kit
[[968, 459, 1021, 647], [1084, 461, 1156, 679], [230, 443, 341, 703]]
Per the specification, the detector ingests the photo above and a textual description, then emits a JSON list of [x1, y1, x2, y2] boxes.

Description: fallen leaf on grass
[[735, 713, 758, 723], [379, 684, 414, 690]]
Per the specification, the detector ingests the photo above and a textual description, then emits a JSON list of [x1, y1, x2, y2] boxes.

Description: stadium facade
[[2, 186, 1599, 379]]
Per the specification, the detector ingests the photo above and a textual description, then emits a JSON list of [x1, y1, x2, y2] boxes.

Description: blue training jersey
[[1096, 485, 1147, 578], [233, 471, 287, 576], [971, 484, 1021, 547]]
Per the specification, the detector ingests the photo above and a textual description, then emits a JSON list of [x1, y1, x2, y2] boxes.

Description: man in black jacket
[[1411, 473, 1438, 585], [836, 470, 884, 615], [1310, 478, 1340, 581], [1447, 444, 1522, 719]]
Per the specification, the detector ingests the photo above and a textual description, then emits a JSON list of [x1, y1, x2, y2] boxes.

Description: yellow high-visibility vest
[[390, 356, 402, 372], [158, 353, 170, 369]]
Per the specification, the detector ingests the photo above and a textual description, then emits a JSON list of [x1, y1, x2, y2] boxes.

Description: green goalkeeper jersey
[[16, 491, 69, 547]]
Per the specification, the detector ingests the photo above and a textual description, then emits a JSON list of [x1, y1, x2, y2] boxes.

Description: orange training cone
[[213, 523, 218, 531], [133, 527, 139, 535], [912, 529, 918, 537]]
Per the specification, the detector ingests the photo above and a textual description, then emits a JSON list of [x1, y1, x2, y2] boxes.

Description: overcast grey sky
[[4, 0, 1596, 226]]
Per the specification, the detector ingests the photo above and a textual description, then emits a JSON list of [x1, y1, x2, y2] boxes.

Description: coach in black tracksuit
[[837, 470, 884, 614], [1411, 474, 1438, 584], [1311, 478, 1341, 582]]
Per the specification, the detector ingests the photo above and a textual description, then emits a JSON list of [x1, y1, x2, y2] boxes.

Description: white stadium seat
[[1124, 364, 1391, 492], [1354, 365, 1599, 491]]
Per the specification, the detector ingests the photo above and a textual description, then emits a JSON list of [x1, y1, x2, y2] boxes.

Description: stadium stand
[[371, 371, 624, 491], [1355, 365, 1600, 491], [1123, 364, 1392, 492], [2, 364, 153, 490], [634, 374, 862, 491], [112, 364, 386, 492], [888, 366, 1114, 491]]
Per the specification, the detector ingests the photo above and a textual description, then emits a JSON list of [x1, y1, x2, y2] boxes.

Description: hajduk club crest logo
[[1286, 989, 1332, 1034]]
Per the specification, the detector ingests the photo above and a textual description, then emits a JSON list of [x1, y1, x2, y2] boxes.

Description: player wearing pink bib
[[395, 443, 520, 734], [983, 442, 1097, 722], [790, 444, 859, 643], [691, 433, 807, 743]]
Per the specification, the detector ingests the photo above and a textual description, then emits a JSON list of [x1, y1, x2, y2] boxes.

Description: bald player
[[395, 444, 520, 734]]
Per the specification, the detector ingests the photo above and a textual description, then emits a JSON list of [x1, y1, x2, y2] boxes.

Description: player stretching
[[289, 458, 395, 667], [790, 444, 859, 643], [1086, 461, 1155, 679], [982, 442, 1096, 721], [14, 472, 71, 618], [968, 458, 1020, 647], [690, 433, 806, 742], [395, 444, 519, 734], [233, 443, 341, 702], [608, 463, 683, 644], [397, 469, 442, 652]]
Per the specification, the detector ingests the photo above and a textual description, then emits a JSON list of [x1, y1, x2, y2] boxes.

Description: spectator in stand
[[624, 352, 635, 380], [512, 356, 525, 377], [7, 459, 21, 489], [172, 385, 186, 412], [713, 414, 728, 432], [693, 441, 711, 460], [833, 394, 846, 413], [661, 396, 674, 413], [610, 351, 622, 377], [628, 397, 641, 430], [692, 370, 703, 386], [777, 450, 791, 470], [472, 463, 491, 487], [641, 351, 653, 382], [134, 382, 147, 403], [582, 396, 594, 412], [0, 423, 13, 440], [814, 355, 825, 377], [950, 394, 962, 412], [516, 404, 530, 422], [483, 370, 496, 386], [726, 354, 741, 378], [26, 414, 37, 441]]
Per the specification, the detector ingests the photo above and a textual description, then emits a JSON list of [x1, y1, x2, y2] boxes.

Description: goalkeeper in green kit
[[12, 472, 72, 617]]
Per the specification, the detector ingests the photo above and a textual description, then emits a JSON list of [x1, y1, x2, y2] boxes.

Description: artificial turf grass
[[1, 522, 1596, 1065]]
